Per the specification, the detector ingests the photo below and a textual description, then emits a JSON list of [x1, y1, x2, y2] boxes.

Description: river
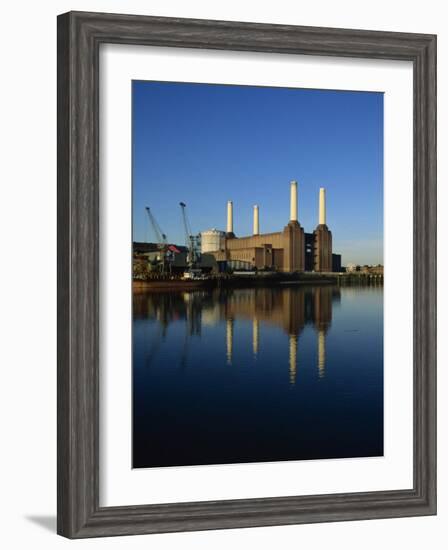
[[133, 284, 383, 468]]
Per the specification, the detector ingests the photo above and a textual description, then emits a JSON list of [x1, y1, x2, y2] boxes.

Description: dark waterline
[[133, 285, 383, 468]]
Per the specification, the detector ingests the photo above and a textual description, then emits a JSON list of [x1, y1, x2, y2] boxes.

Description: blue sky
[[133, 81, 383, 265]]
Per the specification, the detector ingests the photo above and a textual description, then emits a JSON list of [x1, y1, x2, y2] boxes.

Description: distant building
[[133, 241, 159, 254], [332, 254, 342, 273], [361, 264, 384, 275], [345, 263, 383, 274]]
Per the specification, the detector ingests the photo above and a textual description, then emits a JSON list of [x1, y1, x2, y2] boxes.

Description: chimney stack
[[227, 201, 233, 233], [253, 205, 259, 235], [290, 180, 298, 222], [319, 187, 326, 225]]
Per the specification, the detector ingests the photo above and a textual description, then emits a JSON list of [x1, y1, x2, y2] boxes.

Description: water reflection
[[226, 317, 234, 365], [133, 284, 384, 468], [289, 333, 298, 385], [252, 317, 259, 359], [318, 330, 326, 379], [133, 285, 339, 384]]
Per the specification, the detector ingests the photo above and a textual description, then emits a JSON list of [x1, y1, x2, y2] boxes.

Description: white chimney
[[227, 201, 233, 233], [290, 180, 298, 222], [253, 205, 259, 235], [319, 187, 326, 225]]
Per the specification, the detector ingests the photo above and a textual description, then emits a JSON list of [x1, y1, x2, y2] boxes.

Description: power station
[[201, 181, 336, 273]]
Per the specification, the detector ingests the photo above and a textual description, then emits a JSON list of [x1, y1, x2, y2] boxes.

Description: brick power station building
[[201, 181, 337, 273]]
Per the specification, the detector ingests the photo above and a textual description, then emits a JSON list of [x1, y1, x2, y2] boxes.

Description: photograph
[[0, 0, 440, 544], [132, 80, 385, 469]]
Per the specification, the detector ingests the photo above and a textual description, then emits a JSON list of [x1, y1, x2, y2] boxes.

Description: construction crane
[[145, 206, 167, 249], [145, 206, 170, 273], [179, 202, 198, 268]]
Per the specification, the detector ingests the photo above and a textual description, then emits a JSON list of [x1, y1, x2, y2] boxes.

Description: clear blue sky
[[133, 81, 383, 265]]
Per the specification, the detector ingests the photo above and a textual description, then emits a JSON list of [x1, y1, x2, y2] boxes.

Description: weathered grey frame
[[57, 11, 437, 539]]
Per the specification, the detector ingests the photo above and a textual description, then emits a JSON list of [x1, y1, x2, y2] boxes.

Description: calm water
[[133, 285, 383, 468]]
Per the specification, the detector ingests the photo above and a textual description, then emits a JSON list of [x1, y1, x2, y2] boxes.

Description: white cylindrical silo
[[200, 229, 226, 253]]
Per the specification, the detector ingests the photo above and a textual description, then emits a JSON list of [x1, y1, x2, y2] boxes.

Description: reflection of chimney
[[253, 205, 259, 235], [252, 317, 259, 357], [319, 187, 326, 225], [289, 333, 298, 385], [318, 329, 325, 378], [290, 180, 298, 222], [227, 201, 233, 233], [226, 318, 233, 364]]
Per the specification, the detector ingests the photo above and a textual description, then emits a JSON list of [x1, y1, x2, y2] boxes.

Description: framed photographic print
[[57, 11, 436, 538]]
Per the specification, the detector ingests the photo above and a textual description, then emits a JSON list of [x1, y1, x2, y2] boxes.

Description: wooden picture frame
[[57, 11, 436, 538]]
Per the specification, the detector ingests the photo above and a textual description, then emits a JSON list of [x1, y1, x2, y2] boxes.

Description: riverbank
[[133, 271, 382, 291], [133, 279, 216, 292]]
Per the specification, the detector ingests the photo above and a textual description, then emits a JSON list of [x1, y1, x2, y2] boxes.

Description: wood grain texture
[[57, 11, 437, 538]]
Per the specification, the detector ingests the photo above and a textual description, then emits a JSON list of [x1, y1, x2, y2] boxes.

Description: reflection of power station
[[201, 181, 338, 272], [252, 318, 259, 358], [135, 286, 338, 383], [313, 285, 332, 380], [317, 330, 326, 379], [226, 318, 234, 365], [289, 334, 298, 385], [219, 286, 335, 383]]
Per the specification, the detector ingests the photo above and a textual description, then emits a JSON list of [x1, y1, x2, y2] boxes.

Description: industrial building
[[201, 181, 339, 273]]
